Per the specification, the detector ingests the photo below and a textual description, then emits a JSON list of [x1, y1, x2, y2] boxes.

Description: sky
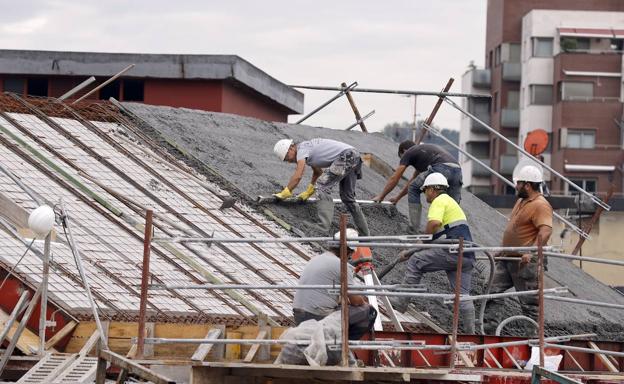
[[0, 0, 487, 132]]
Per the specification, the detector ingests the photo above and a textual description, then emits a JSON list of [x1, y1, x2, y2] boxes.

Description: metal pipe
[[493, 252, 624, 268], [58, 76, 96, 101], [148, 284, 425, 291], [421, 122, 588, 239], [461, 333, 596, 352], [543, 343, 624, 358], [73, 64, 135, 104], [60, 201, 108, 348], [290, 84, 490, 98], [256, 195, 395, 206], [38, 232, 51, 355], [153, 233, 432, 244], [449, 237, 463, 369], [339, 215, 349, 366], [137, 209, 153, 358], [544, 295, 624, 310], [331, 243, 557, 252], [345, 110, 375, 131], [443, 97, 610, 211], [572, 185, 614, 256], [0, 162, 44, 205], [295, 82, 357, 124], [538, 238, 545, 367], [446, 287, 568, 303], [0, 291, 29, 345]]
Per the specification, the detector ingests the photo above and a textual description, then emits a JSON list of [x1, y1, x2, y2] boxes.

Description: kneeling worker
[[393, 173, 476, 333], [292, 229, 377, 340]]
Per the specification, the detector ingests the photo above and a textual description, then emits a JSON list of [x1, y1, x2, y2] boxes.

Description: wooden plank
[[45, 320, 77, 350], [191, 328, 222, 362], [243, 330, 268, 363], [588, 341, 619, 372], [79, 330, 101, 357], [0, 303, 47, 355], [98, 349, 175, 384], [502, 346, 523, 370], [143, 322, 155, 358]]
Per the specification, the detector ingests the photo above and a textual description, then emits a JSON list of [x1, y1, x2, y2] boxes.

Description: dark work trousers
[[405, 247, 475, 312], [293, 304, 378, 340], [483, 257, 539, 333], [315, 149, 362, 213], [408, 163, 463, 205]]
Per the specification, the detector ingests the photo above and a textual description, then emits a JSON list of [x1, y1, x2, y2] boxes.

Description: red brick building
[[0, 50, 303, 122], [460, 0, 624, 197]]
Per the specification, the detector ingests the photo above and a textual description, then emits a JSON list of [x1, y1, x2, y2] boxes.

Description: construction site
[[0, 58, 622, 384]]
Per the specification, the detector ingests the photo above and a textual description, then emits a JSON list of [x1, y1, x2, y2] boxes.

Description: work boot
[[460, 308, 476, 335], [316, 199, 335, 233], [408, 203, 422, 233], [348, 204, 370, 236]]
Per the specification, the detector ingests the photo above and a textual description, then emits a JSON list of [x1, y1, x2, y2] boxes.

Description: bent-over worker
[[273, 138, 370, 235], [484, 165, 552, 334], [392, 173, 476, 334], [373, 141, 462, 233], [292, 229, 378, 340]]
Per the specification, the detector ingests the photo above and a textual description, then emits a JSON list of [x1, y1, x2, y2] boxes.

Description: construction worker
[[373, 141, 461, 233], [391, 173, 476, 334], [273, 138, 370, 236], [484, 165, 552, 333], [292, 228, 378, 340]]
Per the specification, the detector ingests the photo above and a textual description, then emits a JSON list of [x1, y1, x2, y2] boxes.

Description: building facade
[[460, 0, 624, 197], [0, 50, 304, 122]]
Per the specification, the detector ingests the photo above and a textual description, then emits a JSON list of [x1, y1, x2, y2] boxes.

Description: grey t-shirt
[[293, 252, 355, 316], [296, 138, 354, 168]]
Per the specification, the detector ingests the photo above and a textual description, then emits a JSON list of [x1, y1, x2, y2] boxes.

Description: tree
[[382, 121, 459, 158]]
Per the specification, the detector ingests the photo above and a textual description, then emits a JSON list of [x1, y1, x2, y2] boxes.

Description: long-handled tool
[[257, 195, 395, 205]]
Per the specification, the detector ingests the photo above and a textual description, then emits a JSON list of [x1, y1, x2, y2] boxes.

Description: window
[[561, 82, 593, 101], [560, 37, 590, 52], [507, 90, 520, 109], [99, 80, 120, 100], [493, 92, 498, 112], [26, 78, 48, 97], [3, 78, 25, 94], [508, 43, 521, 62], [532, 37, 553, 57], [566, 129, 595, 149], [495, 45, 501, 66], [568, 179, 597, 194], [488, 50, 493, 69], [530, 85, 553, 105], [123, 79, 144, 101]]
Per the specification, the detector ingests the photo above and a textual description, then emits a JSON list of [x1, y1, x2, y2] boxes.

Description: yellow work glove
[[273, 187, 292, 200], [296, 184, 315, 201]]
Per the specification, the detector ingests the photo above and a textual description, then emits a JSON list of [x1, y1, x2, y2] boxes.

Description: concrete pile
[[124, 103, 624, 340]]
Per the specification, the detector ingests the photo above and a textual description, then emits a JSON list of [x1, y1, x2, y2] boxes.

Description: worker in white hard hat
[[272, 138, 370, 236], [390, 173, 476, 334], [484, 164, 553, 334], [292, 228, 377, 339], [372, 141, 462, 234]]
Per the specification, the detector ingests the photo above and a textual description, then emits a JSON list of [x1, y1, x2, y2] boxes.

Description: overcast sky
[[0, 0, 487, 132]]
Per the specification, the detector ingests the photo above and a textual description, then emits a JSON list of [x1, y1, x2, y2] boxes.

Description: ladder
[[17, 353, 99, 384]]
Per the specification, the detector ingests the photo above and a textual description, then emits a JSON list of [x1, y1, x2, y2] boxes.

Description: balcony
[[472, 69, 491, 89], [472, 158, 491, 177], [500, 154, 517, 175], [470, 114, 490, 133], [501, 108, 519, 128], [502, 62, 521, 82]]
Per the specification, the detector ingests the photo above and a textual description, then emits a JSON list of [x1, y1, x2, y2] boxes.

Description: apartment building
[[460, 0, 624, 197]]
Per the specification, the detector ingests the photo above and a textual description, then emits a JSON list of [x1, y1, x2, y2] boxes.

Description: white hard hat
[[334, 228, 359, 250], [28, 205, 55, 236], [513, 165, 543, 183], [273, 139, 293, 161], [421, 172, 449, 190]]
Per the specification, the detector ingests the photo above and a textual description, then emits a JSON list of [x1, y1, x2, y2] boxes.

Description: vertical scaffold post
[[449, 237, 464, 369], [537, 236, 545, 368], [137, 209, 153, 358], [339, 214, 349, 367], [39, 232, 51, 355]]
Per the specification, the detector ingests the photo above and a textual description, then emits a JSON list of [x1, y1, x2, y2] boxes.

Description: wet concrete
[[124, 103, 624, 340]]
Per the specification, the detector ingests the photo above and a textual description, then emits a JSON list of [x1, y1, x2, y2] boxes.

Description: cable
[[0, 238, 36, 291]]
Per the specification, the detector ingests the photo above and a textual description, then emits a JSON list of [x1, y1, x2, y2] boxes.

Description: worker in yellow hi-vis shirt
[[391, 173, 476, 334]]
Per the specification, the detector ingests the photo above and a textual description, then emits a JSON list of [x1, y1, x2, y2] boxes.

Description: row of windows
[[1, 77, 145, 101]]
